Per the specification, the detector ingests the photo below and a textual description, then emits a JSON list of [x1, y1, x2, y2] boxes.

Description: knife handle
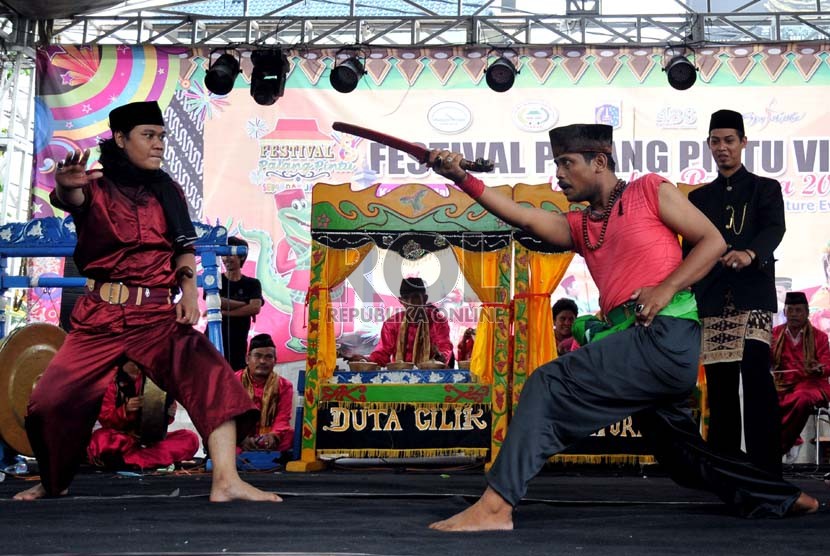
[[460, 158, 495, 173]]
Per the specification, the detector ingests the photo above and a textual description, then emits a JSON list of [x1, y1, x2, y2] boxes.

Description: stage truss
[[6, 10, 830, 47]]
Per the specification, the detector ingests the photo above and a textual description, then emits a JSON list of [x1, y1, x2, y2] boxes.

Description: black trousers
[[704, 339, 782, 475], [487, 317, 800, 517]]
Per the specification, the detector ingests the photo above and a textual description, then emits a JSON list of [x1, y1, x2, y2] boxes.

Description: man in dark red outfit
[[772, 291, 830, 455], [14, 101, 280, 502]]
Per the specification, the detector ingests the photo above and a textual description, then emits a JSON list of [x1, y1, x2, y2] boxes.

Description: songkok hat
[[400, 277, 427, 298], [784, 291, 808, 306], [248, 333, 276, 353], [709, 109, 744, 136], [548, 124, 613, 157], [109, 101, 165, 133]]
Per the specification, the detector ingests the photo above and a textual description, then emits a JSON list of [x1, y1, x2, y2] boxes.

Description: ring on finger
[[635, 304, 645, 313]]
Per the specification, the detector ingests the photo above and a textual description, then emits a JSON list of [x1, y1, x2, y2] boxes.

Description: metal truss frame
[[4, 9, 830, 48]]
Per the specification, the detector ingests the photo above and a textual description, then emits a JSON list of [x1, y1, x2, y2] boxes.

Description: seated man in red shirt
[[87, 360, 199, 470], [356, 277, 454, 367], [771, 291, 830, 455], [235, 334, 294, 453]]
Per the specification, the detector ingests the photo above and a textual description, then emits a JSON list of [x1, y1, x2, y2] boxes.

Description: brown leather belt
[[85, 279, 173, 306]]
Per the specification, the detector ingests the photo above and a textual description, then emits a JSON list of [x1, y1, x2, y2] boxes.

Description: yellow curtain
[[524, 251, 574, 374], [312, 240, 374, 381], [451, 245, 509, 384]]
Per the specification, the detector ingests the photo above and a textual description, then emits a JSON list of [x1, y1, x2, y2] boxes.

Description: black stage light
[[485, 56, 517, 93], [250, 49, 290, 106], [330, 56, 365, 93], [204, 52, 240, 96], [664, 55, 697, 91]]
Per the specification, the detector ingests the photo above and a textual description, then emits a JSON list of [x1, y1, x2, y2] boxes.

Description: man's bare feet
[[209, 477, 282, 503], [429, 487, 513, 532], [13, 483, 67, 501], [787, 492, 819, 516]]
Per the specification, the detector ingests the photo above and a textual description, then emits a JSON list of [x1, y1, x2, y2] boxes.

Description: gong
[[139, 376, 170, 445], [0, 323, 66, 456]]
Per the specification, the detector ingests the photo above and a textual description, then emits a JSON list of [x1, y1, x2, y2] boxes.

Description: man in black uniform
[[683, 109, 785, 474], [218, 236, 263, 370]]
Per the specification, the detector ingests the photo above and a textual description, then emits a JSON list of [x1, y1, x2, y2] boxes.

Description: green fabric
[[572, 290, 699, 346]]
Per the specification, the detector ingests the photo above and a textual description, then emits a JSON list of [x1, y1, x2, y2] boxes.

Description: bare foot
[[210, 477, 282, 503], [429, 487, 513, 532], [13, 483, 67, 500], [787, 492, 819, 516]]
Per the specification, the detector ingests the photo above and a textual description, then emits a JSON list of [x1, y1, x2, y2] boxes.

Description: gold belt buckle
[[99, 282, 130, 305]]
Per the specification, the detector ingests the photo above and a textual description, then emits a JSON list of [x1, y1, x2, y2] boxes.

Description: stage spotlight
[[330, 56, 365, 93], [204, 52, 240, 96], [485, 56, 517, 93], [250, 49, 290, 106], [664, 55, 697, 90]]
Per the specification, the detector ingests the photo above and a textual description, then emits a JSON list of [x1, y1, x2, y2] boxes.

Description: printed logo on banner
[[254, 117, 359, 193], [655, 107, 698, 129], [742, 99, 805, 131], [513, 101, 558, 132], [595, 103, 621, 129], [427, 101, 473, 134]]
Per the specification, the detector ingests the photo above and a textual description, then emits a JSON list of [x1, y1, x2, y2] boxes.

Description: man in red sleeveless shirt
[[425, 123, 817, 531]]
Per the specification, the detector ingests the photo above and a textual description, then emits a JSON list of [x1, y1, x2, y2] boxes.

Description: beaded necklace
[[581, 179, 628, 251]]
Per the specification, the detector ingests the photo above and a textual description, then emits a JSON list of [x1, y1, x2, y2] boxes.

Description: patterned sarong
[[700, 292, 772, 365]]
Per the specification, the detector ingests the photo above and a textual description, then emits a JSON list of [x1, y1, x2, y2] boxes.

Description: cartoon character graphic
[[237, 189, 311, 354], [273, 189, 312, 352]]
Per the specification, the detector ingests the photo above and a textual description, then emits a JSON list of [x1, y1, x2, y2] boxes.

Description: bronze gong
[[139, 375, 170, 445], [0, 323, 66, 456]]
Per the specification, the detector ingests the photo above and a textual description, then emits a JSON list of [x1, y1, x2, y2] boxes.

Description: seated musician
[[772, 291, 830, 456], [87, 360, 199, 470], [236, 334, 294, 453], [354, 277, 454, 367]]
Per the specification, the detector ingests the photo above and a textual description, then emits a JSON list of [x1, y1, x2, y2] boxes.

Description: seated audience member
[[772, 291, 830, 455], [236, 334, 294, 453], [87, 360, 199, 470], [355, 277, 454, 367], [552, 297, 579, 355]]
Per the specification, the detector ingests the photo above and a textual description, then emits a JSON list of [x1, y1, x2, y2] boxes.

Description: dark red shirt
[[50, 178, 183, 331], [50, 177, 179, 289]]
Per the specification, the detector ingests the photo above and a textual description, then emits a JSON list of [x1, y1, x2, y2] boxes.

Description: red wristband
[[458, 173, 485, 200]]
